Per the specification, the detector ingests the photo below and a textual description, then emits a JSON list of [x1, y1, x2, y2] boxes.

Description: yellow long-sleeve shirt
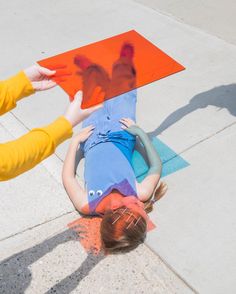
[[0, 71, 73, 181]]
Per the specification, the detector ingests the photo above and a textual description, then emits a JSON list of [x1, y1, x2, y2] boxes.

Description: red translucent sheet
[[38, 30, 185, 109]]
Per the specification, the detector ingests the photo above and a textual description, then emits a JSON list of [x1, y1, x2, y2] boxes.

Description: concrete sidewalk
[[1, 0, 236, 293], [135, 0, 236, 45]]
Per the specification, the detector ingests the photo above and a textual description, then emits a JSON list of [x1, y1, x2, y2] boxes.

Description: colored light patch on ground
[[132, 137, 189, 182], [68, 217, 103, 255], [68, 214, 155, 255], [38, 30, 185, 108]]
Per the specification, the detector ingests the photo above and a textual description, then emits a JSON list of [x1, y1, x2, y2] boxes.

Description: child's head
[[100, 182, 168, 254], [100, 205, 147, 254]]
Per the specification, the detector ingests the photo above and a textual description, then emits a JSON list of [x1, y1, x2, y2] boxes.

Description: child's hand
[[120, 118, 139, 136], [24, 65, 57, 91], [72, 125, 95, 144], [64, 91, 103, 127], [120, 118, 136, 129]]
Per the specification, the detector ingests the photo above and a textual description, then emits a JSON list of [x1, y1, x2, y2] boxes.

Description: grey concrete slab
[[0, 212, 194, 294], [134, 0, 236, 45], [146, 123, 236, 293]]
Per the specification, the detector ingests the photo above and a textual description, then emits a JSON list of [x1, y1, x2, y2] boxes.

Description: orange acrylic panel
[[38, 30, 185, 108]]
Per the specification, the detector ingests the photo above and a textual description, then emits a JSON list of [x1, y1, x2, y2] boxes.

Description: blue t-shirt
[[83, 131, 137, 214], [80, 89, 138, 214]]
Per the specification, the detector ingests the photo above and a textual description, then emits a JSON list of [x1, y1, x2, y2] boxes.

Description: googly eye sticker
[[96, 190, 103, 197], [88, 190, 95, 197]]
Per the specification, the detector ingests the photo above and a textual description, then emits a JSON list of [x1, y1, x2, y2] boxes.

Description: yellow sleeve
[[0, 116, 73, 181], [0, 71, 35, 115]]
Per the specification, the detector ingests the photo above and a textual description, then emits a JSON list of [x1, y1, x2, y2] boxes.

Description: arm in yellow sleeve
[[0, 116, 73, 181], [0, 71, 35, 115]]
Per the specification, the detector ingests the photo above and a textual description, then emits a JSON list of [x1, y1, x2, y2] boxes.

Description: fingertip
[[74, 90, 82, 97], [39, 66, 56, 76], [74, 91, 83, 101], [77, 90, 83, 95]]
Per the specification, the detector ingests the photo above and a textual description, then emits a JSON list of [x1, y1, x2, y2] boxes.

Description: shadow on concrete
[[75, 147, 84, 173], [45, 251, 104, 294], [76, 84, 236, 166], [148, 84, 236, 137], [0, 229, 104, 294]]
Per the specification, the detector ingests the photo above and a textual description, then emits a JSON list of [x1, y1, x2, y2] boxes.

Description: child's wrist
[[126, 125, 141, 136], [71, 138, 81, 147]]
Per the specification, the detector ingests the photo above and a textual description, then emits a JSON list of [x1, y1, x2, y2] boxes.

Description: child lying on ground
[[62, 44, 167, 253], [62, 93, 167, 253]]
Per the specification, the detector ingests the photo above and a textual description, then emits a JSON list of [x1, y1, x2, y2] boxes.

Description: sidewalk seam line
[[131, 0, 236, 48], [179, 120, 236, 156], [0, 210, 75, 242], [0, 121, 16, 138], [145, 243, 199, 294]]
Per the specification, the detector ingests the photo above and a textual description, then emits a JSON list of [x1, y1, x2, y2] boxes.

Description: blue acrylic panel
[[132, 137, 189, 182]]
